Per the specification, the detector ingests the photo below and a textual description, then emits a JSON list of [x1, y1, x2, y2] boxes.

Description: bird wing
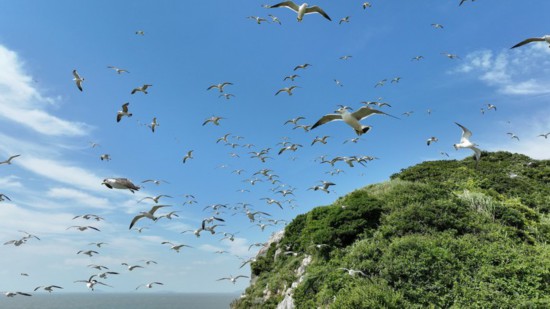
[[352, 106, 399, 121], [471, 146, 481, 161], [76, 80, 83, 91], [150, 205, 170, 215], [270, 1, 299, 12], [454, 122, 472, 141], [311, 114, 342, 130], [511, 37, 544, 49], [305, 6, 332, 20], [72, 70, 81, 79], [122, 103, 129, 113], [129, 214, 145, 230]]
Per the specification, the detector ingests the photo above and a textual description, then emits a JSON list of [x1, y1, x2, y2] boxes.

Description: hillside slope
[[231, 152, 550, 308]]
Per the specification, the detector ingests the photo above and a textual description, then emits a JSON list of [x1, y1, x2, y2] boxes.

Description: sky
[[0, 0, 550, 295]]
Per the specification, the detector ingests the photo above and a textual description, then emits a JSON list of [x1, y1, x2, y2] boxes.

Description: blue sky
[[1, 0, 550, 295]]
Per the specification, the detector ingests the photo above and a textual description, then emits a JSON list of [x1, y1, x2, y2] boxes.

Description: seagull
[[77, 250, 99, 257], [311, 106, 398, 136], [217, 275, 249, 284], [411, 55, 424, 61], [182, 150, 194, 163], [98, 272, 119, 279], [283, 74, 300, 81], [131, 84, 152, 94], [275, 86, 300, 96], [148, 117, 159, 132], [374, 79, 387, 87], [4, 292, 32, 297], [100, 154, 111, 161], [402, 111, 414, 117], [339, 268, 366, 277], [202, 116, 225, 126], [88, 264, 109, 270], [141, 179, 169, 185], [121, 263, 144, 271], [261, 198, 283, 209], [245, 210, 271, 222], [247, 16, 268, 24], [459, 0, 475, 6], [511, 35, 550, 49], [74, 275, 112, 291], [138, 195, 173, 204], [334, 79, 343, 87], [311, 136, 330, 145], [338, 16, 350, 24], [284, 116, 305, 125], [431, 23, 444, 29], [440, 152, 450, 157], [129, 205, 171, 229], [161, 242, 193, 253], [487, 104, 497, 111], [268, 14, 282, 25], [391, 77, 401, 83], [136, 282, 164, 290], [270, 1, 331, 22], [426, 137, 438, 146], [278, 143, 302, 155], [362, 2, 372, 9], [34, 285, 63, 293], [107, 66, 129, 74], [207, 82, 233, 92], [538, 132, 550, 139], [116, 103, 133, 122], [339, 55, 352, 60], [72, 70, 84, 91], [507, 132, 520, 141], [441, 52, 460, 59], [135, 30, 145, 35], [102, 178, 140, 193], [219, 93, 235, 100], [293, 63, 312, 71], [453, 122, 481, 166], [67, 226, 100, 232]]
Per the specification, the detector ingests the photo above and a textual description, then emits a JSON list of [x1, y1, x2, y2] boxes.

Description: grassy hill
[[231, 152, 550, 308]]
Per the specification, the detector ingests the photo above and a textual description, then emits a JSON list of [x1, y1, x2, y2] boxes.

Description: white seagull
[[72, 70, 84, 91], [270, 1, 331, 22], [207, 82, 233, 92], [311, 106, 398, 136], [453, 122, 481, 166], [116, 103, 133, 122], [217, 275, 249, 284], [131, 84, 152, 94], [129, 205, 171, 229], [136, 282, 164, 290]]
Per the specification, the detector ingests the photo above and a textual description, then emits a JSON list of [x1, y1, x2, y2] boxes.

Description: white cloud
[[46, 187, 111, 209], [0, 45, 90, 136], [453, 44, 550, 96]]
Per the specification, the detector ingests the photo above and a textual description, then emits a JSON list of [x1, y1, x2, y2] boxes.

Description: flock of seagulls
[[1, 0, 548, 299]]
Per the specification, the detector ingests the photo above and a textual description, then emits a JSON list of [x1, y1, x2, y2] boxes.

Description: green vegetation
[[231, 152, 550, 308]]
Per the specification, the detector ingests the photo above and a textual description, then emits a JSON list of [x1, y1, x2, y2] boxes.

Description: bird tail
[[361, 126, 371, 135]]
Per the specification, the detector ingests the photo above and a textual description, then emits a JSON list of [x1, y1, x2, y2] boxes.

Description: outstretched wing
[[511, 37, 544, 49], [311, 114, 342, 130], [270, 1, 300, 12], [454, 122, 472, 141], [305, 6, 332, 21], [352, 106, 399, 121]]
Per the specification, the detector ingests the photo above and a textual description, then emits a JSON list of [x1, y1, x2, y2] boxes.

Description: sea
[[0, 293, 239, 309]]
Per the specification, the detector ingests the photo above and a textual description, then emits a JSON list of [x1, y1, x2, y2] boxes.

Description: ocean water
[[0, 293, 239, 309]]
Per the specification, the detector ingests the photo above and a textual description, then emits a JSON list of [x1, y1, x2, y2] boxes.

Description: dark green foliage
[[231, 152, 550, 309]]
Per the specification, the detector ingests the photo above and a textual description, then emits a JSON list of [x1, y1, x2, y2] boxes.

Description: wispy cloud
[[0, 45, 90, 136], [46, 187, 111, 209], [453, 44, 550, 96]]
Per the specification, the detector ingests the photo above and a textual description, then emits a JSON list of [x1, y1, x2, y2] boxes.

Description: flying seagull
[[148, 117, 159, 132], [311, 106, 398, 136], [427, 137, 438, 146], [453, 122, 481, 166], [34, 285, 63, 293], [0, 154, 20, 165], [139, 195, 172, 204], [511, 35, 550, 49], [116, 102, 132, 122], [293, 63, 312, 71], [182, 150, 194, 163], [136, 282, 163, 290], [102, 178, 140, 193], [217, 275, 249, 284], [131, 84, 152, 94], [129, 205, 171, 229], [72, 70, 84, 91], [107, 66, 129, 74], [207, 82, 233, 92], [270, 1, 331, 22], [275, 86, 300, 96]]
